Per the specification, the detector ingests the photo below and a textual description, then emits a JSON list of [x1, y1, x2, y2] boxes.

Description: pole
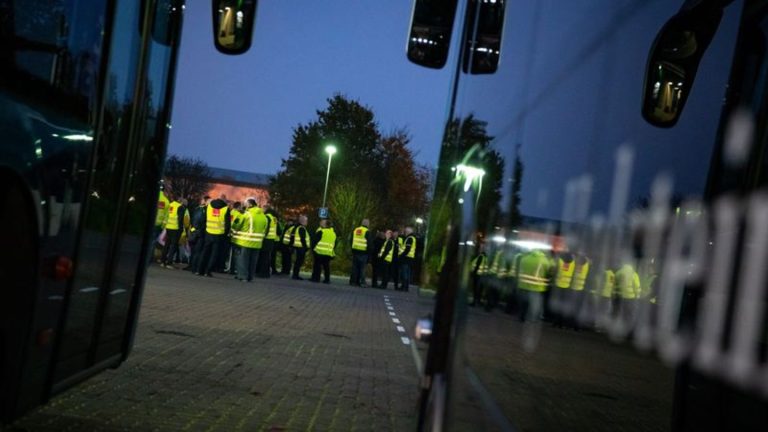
[[322, 152, 333, 209]]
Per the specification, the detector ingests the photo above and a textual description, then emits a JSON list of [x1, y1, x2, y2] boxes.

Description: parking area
[[7, 268, 434, 432]]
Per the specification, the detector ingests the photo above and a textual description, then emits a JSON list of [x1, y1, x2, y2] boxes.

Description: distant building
[[206, 167, 273, 207]]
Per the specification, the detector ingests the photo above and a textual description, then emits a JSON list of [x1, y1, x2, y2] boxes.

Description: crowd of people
[[153, 190, 420, 290], [468, 243, 653, 331]]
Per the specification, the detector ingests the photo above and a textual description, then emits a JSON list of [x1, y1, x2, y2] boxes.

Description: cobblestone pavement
[[7, 267, 435, 432]]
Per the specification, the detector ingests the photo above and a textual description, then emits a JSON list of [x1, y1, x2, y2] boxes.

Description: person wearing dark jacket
[[279, 220, 296, 275], [291, 215, 310, 280], [349, 219, 372, 287], [398, 227, 417, 291], [197, 195, 231, 277], [378, 230, 396, 289], [370, 230, 386, 288], [160, 192, 189, 268], [186, 195, 210, 272], [391, 230, 402, 290]]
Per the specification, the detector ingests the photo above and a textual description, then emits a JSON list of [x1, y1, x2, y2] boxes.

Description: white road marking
[[387, 306, 394, 310], [389, 312, 396, 316], [401, 337, 411, 345], [80, 287, 99, 293], [397, 326, 405, 332], [392, 318, 401, 324]]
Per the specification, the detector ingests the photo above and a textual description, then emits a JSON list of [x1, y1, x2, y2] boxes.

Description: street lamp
[[322, 144, 337, 209]]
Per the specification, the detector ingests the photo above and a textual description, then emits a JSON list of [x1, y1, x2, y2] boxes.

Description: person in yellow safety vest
[[391, 230, 403, 290], [552, 252, 576, 327], [349, 219, 372, 287], [566, 254, 591, 329], [266, 208, 281, 276], [469, 244, 488, 307], [187, 195, 211, 273], [225, 201, 244, 274], [279, 219, 296, 275], [516, 249, 554, 323], [484, 248, 506, 311], [197, 195, 230, 277], [398, 227, 418, 292], [231, 198, 268, 282], [154, 189, 170, 257], [257, 206, 278, 278], [160, 192, 189, 268], [614, 263, 641, 325], [502, 251, 523, 314], [290, 215, 310, 280], [595, 267, 616, 322], [378, 230, 396, 289], [311, 219, 337, 284]]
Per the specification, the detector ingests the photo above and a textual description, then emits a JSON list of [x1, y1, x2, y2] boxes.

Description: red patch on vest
[[157, 202, 166, 209], [355, 229, 363, 235], [212, 208, 220, 216], [169, 207, 175, 214]]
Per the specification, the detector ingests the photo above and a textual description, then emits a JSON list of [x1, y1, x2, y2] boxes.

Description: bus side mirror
[[462, 0, 506, 74], [212, 0, 257, 55], [642, 6, 723, 128], [407, 0, 460, 69]]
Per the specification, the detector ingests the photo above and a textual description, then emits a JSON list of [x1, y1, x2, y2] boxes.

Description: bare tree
[[163, 155, 212, 201]]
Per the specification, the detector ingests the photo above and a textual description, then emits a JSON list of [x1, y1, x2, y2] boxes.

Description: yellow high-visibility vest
[[206, 205, 228, 235], [517, 251, 552, 293], [571, 260, 590, 291], [165, 201, 182, 230], [155, 190, 170, 227], [282, 225, 295, 245], [293, 225, 310, 249], [554, 257, 575, 289], [401, 235, 417, 259], [314, 227, 337, 257], [265, 214, 278, 240], [352, 226, 368, 251], [232, 207, 267, 249], [379, 239, 394, 263]]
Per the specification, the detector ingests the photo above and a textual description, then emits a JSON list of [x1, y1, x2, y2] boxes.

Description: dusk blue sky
[[168, 0, 744, 221], [168, 1, 452, 175]]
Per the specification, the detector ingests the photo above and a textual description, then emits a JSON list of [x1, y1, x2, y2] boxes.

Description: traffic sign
[[318, 207, 329, 219]]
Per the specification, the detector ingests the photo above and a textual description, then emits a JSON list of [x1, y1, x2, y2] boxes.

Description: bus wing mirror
[[462, 0, 506, 74], [642, 6, 723, 128], [407, 0, 460, 69], [212, 0, 257, 55]]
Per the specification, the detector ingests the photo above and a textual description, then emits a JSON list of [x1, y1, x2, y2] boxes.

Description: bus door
[[49, 0, 183, 390], [409, 0, 768, 430], [0, 0, 112, 420]]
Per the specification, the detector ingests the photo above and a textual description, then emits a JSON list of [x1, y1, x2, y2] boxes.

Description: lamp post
[[321, 144, 337, 209]]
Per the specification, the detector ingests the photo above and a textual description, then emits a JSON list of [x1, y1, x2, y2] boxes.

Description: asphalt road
[[7, 267, 434, 432]]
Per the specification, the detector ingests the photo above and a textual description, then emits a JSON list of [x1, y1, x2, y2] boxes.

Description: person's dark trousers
[[391, 259, 400, 290], [216, 240, 230, 273], [399, 258, 413, 291], [226, 245, 240, 274], [379, 261, 392, 289], [257, 239, 274, 278], [371, 256, 380, 287], [281, 245, 292, 274], [270, 242, 280, 274], [161, 229, 181, 266], [312, 254, 332, 283], [200, 234, 225, 275], [189, 233, 206, 272], [350, 252, 368, 286], [292, 248, 306, 279], [237, 247, 260, 281], [470, 275, 482, 306]]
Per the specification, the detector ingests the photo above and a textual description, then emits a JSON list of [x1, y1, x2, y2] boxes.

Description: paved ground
[[7, 267, 435, 432]]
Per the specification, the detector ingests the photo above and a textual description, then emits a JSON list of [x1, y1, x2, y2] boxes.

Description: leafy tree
[[271, 94, 381, 217], [272, 95, 429, 231], [163, 155, 212, 201], [508, 144, 524, 228], [376, 129, 430, 227], [328, 179, 381, 273]]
